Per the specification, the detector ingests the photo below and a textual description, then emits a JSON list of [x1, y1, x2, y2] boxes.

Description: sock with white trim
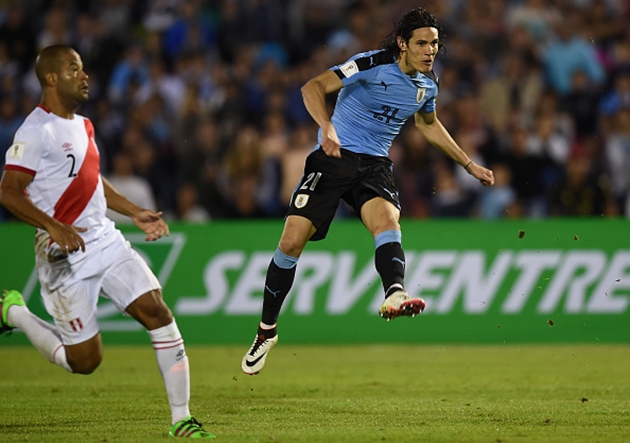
[[148, 320, 191, 424]]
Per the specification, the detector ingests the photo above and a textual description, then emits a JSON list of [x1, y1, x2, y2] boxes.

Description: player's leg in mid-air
[[1, 285, 103, 375], [351, 156, 425, 319], [242, 147, 348, 376], [241, 215, 315, 375], [360, 196, 426, 320]]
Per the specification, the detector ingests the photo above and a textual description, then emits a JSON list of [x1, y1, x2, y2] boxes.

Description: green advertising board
[[0, 219, 628, 345]]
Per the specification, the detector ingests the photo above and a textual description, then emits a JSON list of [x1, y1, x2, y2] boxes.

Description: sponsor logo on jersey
[[294, 194, 309, 208], [339, 61, 359, 78], [416, 88, 426, 103], [62, 142, 73, 151], [8, 142, 25, 160]]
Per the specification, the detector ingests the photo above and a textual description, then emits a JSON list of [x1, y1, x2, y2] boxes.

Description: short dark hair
[[379, 7, 444, 59], [35, 45, 76, 86]]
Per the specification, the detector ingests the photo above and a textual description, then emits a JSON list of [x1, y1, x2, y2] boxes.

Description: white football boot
[[379, 290, 426, 320], [242, 330, 279, 375]]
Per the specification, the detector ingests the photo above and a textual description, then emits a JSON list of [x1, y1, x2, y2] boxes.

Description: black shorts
[[287, 147, 401, 241]]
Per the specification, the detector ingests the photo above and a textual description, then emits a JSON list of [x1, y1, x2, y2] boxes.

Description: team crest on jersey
[[294, 194, 309, 209], [8, 142, 25, 160], [339, 60, 359, 78], [69, 317, 84, 332], [416, 88, 426, 103]]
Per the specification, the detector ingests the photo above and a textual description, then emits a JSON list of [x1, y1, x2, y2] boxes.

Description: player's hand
[[132, 209, 170, 241], [466, 162, 495, 186], [48, 222, 87, 254], [321, 124, 341, 158]]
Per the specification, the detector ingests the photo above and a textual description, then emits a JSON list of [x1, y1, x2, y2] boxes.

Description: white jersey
[[5, 105, 116, 263]]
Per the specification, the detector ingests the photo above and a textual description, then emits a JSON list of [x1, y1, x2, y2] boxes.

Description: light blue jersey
[[321, 49, 439, 157]]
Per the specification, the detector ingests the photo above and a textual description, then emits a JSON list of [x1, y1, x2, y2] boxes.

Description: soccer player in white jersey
[[0, 45, 215, 439], [242, 7, 495, 375]]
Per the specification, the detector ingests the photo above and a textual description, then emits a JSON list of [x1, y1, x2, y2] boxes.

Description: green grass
[[1, 344, 629, 443]]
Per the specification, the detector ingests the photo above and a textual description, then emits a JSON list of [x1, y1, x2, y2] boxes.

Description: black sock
[[375, 242, 405, 297], [261, 260, 296, 325], [257, 325, 277, 338]]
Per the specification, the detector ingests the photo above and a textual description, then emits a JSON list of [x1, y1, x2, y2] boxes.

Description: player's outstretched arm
[[0, 169, 86, 253], [102, 177, 169, 241], [301, 70, 344, 158], [414, 110, 495, 186]]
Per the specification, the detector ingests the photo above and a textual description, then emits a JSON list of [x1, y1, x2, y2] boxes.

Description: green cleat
[[169, 416, 216, 439], [0, 290, 25, 335]]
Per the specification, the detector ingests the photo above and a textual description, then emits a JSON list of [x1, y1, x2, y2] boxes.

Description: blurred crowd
[[1, 0, 629, 223]]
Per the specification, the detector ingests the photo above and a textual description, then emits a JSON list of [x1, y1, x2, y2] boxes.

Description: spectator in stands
[[430, 160, 477, 218], [0, 0, 628, 222], [219, 125, 265, 218], [107, 44, 150, 108], [599, 70, 630, 117], [37, 8, 71, 50], [506, 0, 561, 45], [172, 182, 211, 222], [479, 52, 543, 136], [162, 0, 215, 64], [604, 108, 630, 213], [550, 148, 615, 216], [478, 162, 517, 219], [561, 70, 602, 137], [176, 117, 226, 218], [106, 151, 157, 224], [503, 125, 547, 217], [541, 9, 605, 95], [0, 98, 23, 164], [0, 4, 36, 74]]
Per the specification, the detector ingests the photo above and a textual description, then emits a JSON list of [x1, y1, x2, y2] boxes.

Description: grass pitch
[[0, 344, 629, 443]]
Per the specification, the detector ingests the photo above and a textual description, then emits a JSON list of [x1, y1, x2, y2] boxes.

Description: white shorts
[[37, 229, 161, 345]]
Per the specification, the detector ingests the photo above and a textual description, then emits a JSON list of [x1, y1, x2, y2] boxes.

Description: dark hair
[[379, 7, 444, 59], [35, 45, 76, 86]]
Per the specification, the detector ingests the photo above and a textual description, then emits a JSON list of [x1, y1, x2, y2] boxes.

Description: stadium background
[[0, 0, 629, 345]]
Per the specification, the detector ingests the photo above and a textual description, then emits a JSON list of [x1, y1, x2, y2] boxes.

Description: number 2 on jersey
[[300, 172, 322, 191], [67, 154, 78, 177]]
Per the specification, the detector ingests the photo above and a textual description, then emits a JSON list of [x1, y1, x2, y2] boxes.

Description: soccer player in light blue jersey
[[242, 7, 495, 375]]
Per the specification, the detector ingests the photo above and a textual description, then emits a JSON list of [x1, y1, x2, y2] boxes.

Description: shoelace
[[250, 334, 267, 354], [188, 417, 204, 428], [250, 331, 278, 356]]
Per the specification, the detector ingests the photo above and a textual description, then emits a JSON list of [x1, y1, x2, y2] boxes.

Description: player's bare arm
[[102, 177, 169, 241], [0, 169, 86, 253], [414, 110, 495, 186], [301, 70, 344, 158]]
